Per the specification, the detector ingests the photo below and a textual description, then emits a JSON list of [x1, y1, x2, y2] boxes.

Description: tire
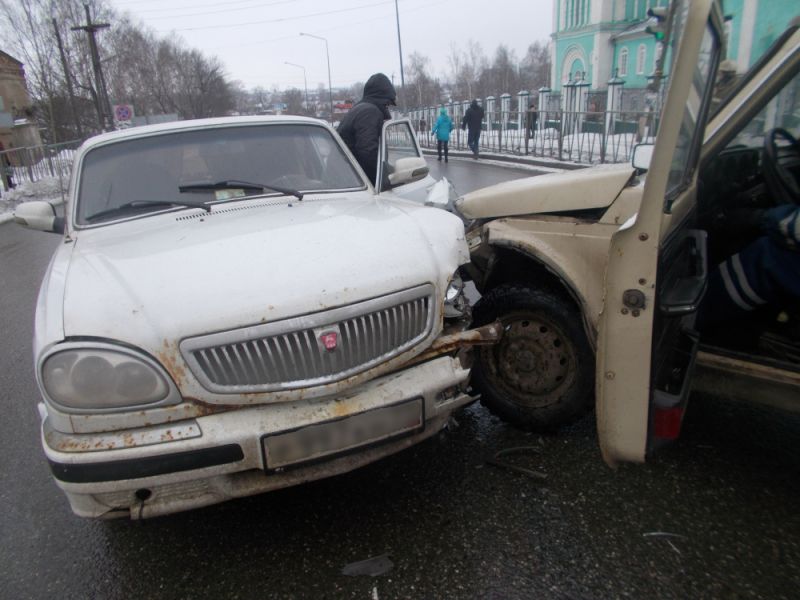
[[471, 283, 594, 431]]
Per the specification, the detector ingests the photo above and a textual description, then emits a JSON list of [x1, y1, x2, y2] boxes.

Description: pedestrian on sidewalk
[[527, 102, 538, 138], [431, 107, 453, 163], [461, 99, 484, 159], [0, 143, 15, 194]]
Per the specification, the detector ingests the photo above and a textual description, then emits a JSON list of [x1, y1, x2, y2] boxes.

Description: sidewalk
[[421, 147, 586, 171]]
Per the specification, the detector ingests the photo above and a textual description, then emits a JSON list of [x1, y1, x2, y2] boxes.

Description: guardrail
[[0, 140, 82, 193], [412, 109, 657, 165]]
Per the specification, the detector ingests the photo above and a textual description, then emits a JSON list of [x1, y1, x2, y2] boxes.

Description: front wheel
[[471, 284, 595, 431]]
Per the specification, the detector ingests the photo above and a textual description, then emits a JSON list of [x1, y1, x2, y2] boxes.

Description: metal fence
[[0, 139, 82, 193], [411, 108, 658, 165]]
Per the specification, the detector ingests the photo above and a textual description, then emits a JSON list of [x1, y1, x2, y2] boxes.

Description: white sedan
[[15, 115, 496, 519]]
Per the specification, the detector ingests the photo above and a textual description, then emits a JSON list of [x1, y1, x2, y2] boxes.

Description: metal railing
[[411, 109, 658, 165], [0, 139, 82, 193]]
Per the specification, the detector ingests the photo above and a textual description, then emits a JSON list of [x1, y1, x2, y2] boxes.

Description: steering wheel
[[762, 128, 800, 205]]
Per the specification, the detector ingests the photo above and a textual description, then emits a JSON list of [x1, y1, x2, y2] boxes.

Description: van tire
[[472, 283, 594, 431]]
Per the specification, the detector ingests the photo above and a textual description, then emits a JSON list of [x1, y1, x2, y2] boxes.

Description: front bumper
[[42, 355, 474, 519]]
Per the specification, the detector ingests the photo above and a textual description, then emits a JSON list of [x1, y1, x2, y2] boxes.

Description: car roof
[[79, 115, 331, 151]]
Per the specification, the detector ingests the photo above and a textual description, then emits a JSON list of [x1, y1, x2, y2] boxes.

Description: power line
[[116, 0, 291, 11], [204, 0, 440, 52], [131, 0, 298, 20], [156, 0, 396, 32]]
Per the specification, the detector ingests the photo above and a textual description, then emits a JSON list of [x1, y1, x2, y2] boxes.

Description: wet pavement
[[2, 161, 799, 599]]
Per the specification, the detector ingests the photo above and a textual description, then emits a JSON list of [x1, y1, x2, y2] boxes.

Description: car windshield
[[75, 123, 365, 225]]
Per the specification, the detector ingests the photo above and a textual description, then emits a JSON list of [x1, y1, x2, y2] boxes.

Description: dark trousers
[[437, 140, 449, 161], [467, 130, 480, 155], [697, 236, 800, 330]]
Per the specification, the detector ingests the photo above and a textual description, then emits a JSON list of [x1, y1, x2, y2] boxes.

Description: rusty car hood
[[456, 163, 635, 219], [59, 194, 466, 350]]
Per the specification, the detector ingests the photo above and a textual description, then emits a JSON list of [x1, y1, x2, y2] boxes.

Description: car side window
[[383, 122, 420, 176], [730, 71, 800, 148], [665, 22, 720, 208]]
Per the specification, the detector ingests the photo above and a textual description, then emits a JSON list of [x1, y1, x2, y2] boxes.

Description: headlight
[[444, 271, 470, 319], [41, 346, 172, 411]]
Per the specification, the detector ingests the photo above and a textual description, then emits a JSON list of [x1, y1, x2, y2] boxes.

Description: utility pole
[[72, 3, 112, 131], [52, 18, 84, 139]]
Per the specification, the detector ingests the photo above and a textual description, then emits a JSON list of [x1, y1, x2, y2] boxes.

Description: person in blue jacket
[[697, 204, 800, 330], [431, 107, 453, 163]]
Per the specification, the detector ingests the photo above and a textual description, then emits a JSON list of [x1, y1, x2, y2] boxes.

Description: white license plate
[[262, 398, 424, 471]]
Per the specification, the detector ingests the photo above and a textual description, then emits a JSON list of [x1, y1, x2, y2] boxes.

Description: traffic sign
[[113, 104, 134, 122]]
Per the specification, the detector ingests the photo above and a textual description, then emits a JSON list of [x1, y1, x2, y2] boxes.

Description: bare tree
[[490, 45, 519, 94], [447, 42, 467, 99], [1, 0, 236, 142], [465, 40, 488, 98], [1, 0, 67, 141], [282, 88, 304, 115], [406, 52, 441, 107], [520, 41, 551, 93]]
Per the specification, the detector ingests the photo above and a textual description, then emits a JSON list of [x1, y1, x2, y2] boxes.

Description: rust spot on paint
[[403, 321, 503, 367], [156, 339, 188, 388], [332, 399, 353, 418], [186, 396, 244, 414]]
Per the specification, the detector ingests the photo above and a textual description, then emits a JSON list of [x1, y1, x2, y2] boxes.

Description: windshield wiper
[[85, 199, 211, 222], [178, 179, 304, 201]]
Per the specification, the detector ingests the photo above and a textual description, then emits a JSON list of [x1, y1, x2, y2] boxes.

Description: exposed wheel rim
[[480, 311, 578, 408]]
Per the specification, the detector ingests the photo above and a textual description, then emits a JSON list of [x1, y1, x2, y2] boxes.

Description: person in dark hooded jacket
[[337, 73, 397, 185], [461, 99, 484, 158]]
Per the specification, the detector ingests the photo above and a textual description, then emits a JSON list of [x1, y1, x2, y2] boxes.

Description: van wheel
[[472, 284, 594, 431]]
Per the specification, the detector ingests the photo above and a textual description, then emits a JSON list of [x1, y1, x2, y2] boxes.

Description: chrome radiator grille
[[180, 285, 435, 392]]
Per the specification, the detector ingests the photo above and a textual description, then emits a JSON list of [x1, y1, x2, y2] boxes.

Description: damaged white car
[[15, 116, 496, 519]]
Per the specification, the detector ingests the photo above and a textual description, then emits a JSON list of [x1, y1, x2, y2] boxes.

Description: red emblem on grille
[[320, 331, 338, 351]]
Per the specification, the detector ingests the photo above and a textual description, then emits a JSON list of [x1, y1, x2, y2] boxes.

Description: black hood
[[362, 73, 397, 106], [470, 100, 480, 109]]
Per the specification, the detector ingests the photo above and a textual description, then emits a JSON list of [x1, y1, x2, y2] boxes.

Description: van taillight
[[653, 406, 685, 439]]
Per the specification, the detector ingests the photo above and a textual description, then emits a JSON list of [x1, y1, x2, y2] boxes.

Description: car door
[[375, 118, 435, 202], [595, 0, 725, 465]]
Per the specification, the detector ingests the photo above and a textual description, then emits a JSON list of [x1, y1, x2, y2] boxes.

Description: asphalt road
[[1, 159, 799, 599]]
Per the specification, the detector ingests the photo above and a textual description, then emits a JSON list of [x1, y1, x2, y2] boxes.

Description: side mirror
[[631, 143, 654, 171], [387, 156, 429, 187], [14, 201, 64, 234]]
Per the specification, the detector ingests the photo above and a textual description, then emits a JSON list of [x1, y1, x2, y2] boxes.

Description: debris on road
[[341, 554, 394, 577], [485, 446, 548, 481]]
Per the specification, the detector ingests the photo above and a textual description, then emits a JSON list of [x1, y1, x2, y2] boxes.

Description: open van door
[[376, 119, 435, 202], [596, 0, 725, 465]]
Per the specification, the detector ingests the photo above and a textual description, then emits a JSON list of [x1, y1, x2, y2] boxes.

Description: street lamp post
[[394, 0, 405, 111], [285, 61, 309, 114], [300, 32, 334, 122]]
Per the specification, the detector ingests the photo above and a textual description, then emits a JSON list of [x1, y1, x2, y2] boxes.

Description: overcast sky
[[106, 0, 553, 91]]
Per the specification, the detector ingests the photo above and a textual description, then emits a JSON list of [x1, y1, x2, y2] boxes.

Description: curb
[[421, 148, 585, 171]]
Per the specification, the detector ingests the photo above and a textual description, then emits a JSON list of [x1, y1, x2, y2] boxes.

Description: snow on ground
[[0, 179, 65, 224]]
